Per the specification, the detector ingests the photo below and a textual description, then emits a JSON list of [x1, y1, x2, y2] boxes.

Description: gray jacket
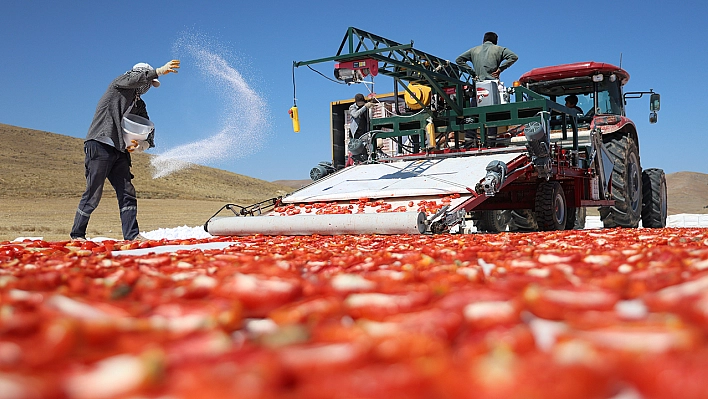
[[456, 42, 518, 81], [348, 103, 369, 139], [85, 69, 158, 151]]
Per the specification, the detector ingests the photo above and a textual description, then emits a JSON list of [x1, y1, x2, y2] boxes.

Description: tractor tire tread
[[599, 134, 642, 228], [641, 168, 667, 228], [535, 181, 567, 231]]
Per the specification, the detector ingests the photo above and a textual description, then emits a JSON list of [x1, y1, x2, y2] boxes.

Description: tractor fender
[[591, 116, 638, 151]]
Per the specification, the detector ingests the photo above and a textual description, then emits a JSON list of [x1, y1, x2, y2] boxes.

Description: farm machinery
[[205, 27, 666, 236]]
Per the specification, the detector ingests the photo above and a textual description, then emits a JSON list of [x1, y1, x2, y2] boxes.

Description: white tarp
[[285, 152, 524, 203]]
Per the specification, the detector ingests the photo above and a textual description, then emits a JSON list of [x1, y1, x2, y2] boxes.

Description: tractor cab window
[[594, 79, 623, 116], [560, 93, 592, 115]]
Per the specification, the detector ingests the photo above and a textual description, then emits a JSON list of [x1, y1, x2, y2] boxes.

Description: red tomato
[[344, 290, 431, 320], [523, 284, 621, 320], [623, 349, 708, 399], [268, 296, 343, 326], [294, 362, 432, 399], [217, 273, 302, 318]]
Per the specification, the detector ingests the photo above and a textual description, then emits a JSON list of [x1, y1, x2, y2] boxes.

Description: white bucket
[[121, 114, 154, 142]]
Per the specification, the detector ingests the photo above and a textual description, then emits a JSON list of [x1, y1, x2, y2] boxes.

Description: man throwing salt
[[70, 60, 180, 241]]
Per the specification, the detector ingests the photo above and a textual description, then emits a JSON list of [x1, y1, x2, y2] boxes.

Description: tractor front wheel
[[535, 181, 567, 231], [600, 134, 642, 228], [641, 168, 668, 228]]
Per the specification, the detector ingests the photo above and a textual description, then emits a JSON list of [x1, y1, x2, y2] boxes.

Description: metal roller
[[207, 212, 427, 236]]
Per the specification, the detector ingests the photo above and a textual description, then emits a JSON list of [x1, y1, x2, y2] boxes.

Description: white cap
[[132, 63, 160, 87]]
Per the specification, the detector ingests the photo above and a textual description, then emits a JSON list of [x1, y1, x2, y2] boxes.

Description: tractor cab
[[518, 61, 659, 131], [519, 62, 628, 129]]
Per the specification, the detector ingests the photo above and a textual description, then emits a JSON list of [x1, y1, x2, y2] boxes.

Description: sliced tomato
[[277, 341, 371, 379], [523, 284, 621, 320], [217, 273, 302, 318], [268, 295, 343, 326], [294, 362, 433, 399], [344, 290, 431, 320], [560, 316, 703, 354], [163, 349, 284, 399], [623, 349, 708, 399]]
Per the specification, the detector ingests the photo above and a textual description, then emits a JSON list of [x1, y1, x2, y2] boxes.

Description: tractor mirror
[[650, 93, 660, 111], [649, 111, 658, 124]]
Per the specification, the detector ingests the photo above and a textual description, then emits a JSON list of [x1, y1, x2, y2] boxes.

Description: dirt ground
[[0, 198, 228, 242]]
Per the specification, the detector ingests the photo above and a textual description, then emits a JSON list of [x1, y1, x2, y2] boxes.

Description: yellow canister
[[289, 106, 300, 133]]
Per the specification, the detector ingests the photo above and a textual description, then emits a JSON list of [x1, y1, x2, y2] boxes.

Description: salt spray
[[150, 35, 268, 178]]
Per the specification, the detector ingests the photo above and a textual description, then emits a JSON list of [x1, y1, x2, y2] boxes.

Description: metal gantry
[[295, 27, 580, 150], [295, 27, 475, 115]]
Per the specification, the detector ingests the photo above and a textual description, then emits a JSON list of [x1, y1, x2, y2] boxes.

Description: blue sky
[[1, 0, 706, 181]]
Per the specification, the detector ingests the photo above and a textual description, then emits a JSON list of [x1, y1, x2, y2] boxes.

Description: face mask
[[130, 66, 153, 95], [136, 82, 151, 95]]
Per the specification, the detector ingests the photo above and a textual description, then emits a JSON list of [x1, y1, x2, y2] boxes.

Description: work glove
[[365, 102, 374, 109], [126, 140, 150, 153], [156, 60, 180, 76]]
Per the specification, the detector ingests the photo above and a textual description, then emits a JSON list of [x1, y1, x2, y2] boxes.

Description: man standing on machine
[[455, 32, 518, 81], [456, 32, 518, 148]]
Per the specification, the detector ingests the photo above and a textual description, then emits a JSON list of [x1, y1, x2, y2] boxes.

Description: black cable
[[307, 65, 347, 85], [292, 62, 297, 106]]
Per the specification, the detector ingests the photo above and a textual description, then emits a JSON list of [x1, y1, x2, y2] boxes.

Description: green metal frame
[[295, 27, 581, 152], [444, 86, 580, 147], [294, 27, 474, 115]]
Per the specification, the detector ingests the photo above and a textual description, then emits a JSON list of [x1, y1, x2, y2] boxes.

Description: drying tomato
[[268, 295, 343, 326], [217, 273, 302, 317], [344, 290, 431, 320], [2, 228, 708, 397], [523, 284, 621, 320]]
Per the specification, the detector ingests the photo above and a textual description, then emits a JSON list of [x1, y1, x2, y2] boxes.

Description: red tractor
[[507, 61, 666, 230]]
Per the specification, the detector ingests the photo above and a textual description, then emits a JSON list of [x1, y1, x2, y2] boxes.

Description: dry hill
[[0, 123, 292, 241], [666, 171, 708, 214], [272, 179, 313, 190], [0, 123, 291, 203]]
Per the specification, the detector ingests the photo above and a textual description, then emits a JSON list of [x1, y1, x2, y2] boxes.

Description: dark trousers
[[70, 140, 139, 240]]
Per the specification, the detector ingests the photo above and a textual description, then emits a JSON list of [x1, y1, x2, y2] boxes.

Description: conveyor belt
[[206, 151, 527, 236]]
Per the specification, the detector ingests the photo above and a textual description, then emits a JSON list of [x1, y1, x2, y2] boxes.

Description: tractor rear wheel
[[600, 134, 642, 228], [566, 207, 587, 230], [535, 181, 567, 231], [508, 209, 538, 232], [641, 168, 667, 228], [473, 210, 510, 233]]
